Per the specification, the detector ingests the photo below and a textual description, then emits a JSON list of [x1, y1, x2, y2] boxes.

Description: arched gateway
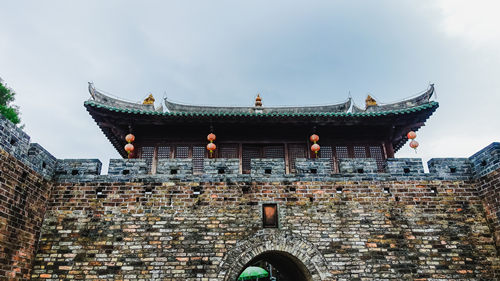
[[218, 230, 331, 281]]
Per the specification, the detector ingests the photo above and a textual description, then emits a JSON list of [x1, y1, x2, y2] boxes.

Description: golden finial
[[143, 94, 155, 105], [365, 95, 377, 107], [255, 94, 262, 107]]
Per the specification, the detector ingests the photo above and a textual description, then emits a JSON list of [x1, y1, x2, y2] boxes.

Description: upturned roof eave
[[85, 99, 438, 119]]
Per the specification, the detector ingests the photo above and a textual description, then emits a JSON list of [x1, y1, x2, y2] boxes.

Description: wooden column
[[384, 141, 395, 158]]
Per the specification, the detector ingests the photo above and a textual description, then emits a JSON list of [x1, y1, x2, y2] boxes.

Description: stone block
[[295, 158, 332, 176], [427, 158, 472, 179], [0, 114, 30, 160], [55, 159, 102, 177], [27, 143, 57, 179], [338, 158, 378, 174], [108, 159, 148, 175], [251, 158, 285, 177], [204, 158, 239, 175], [156, 159, 193, 175], [469, 142, 500, 178], [386, 158, 424, 175]]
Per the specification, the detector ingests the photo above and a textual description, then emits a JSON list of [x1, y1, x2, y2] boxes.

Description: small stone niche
[[262, 204, 278, 228]]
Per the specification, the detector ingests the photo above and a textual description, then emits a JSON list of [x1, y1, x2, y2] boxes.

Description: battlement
[[469, 142, 500, 178], [46, 156, 483, 183]]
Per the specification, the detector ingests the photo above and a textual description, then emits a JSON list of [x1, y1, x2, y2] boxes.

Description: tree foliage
[[0, 80, 21, 124]]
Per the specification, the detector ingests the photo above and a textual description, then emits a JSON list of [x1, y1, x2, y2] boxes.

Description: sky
[[1, 0, 499, 173]]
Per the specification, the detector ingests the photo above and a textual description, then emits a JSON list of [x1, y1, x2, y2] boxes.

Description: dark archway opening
[[236, 251, 312, 281]]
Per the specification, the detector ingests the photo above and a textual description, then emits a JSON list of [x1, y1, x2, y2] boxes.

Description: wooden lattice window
[[192, 146, 205, 174], [140, 146, 155, 172], [369, 146, 385, 172], [263, 145, 285, 159], [157, 146, 171, 159], [175, 146, 189, 159], [320, 146, 335, 173], [288, 144, 306, 173], [335, 146, 349, 159], [354, 146, 367, 158], [220, 144, 239, 158], [242, 145, 260, 173]]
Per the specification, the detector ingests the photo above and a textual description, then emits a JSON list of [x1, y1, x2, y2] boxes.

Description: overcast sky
[[1, 1, 499, 172]]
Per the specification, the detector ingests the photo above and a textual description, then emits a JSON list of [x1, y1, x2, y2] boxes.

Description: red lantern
[[207, 142, 216, 151], [207, 133, 216, 142], [125, 133, 135, 143], [409, 140, 419, 149], [409, 140, 419, 154], [310, 134, 319, 143], [125, 143, 134, 153], [407, 131, 416, 140], [311, 143, 320, 152]]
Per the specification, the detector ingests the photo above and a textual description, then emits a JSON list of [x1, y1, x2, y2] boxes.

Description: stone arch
[[217, 229, 331, 281]]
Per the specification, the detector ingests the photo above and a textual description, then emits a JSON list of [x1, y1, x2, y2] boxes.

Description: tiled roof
[[85, 99, 439, 118]]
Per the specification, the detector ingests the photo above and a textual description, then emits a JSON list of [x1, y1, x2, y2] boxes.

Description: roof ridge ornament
[[365, 95, 377, 107], [143, 94, 155, 105], [255, 94, 262, 107]]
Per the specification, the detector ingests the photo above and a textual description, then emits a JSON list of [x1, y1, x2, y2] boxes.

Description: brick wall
[[0, 150, 53, 280], [477, 168, 500, 248], [30, 178, 498, 280]]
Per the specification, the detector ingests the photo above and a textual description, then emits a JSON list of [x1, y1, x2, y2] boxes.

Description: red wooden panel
[[262, 204, 278, 228]]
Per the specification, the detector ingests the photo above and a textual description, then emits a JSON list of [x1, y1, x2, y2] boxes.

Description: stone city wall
[[0, 150, 53, 279], [0, 114, 498, 280], [30, 178, 498, 280]]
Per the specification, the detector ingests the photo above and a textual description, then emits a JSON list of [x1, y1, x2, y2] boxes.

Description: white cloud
[[436, 0, 500, 49]]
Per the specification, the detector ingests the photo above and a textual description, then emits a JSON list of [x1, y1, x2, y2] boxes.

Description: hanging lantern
[[407, 131, 416, 140], [409, 140, 419, 153], [207, 133, 216, 142], [125, 133, 135, 143], [406, 131, 418, 153], [124, 133, 136, 159], [409, 140, 419, 149], [125, 143, 134, 155], [311, 143, 320, 158], [207, 142, 216, 152], [310, 134, 319, 143], [206, 133, 217, 157], [310, 134, 320, 158]]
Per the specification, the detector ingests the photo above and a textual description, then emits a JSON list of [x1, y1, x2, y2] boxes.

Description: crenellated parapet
[[338, 158, 378, 174], [469, 142, 500, 178], [250, 158, 286, 178], [156, 158, 193, 176], [54, 159, 102, 182], [108, 159, 148, 176], [0, 115, 56, 179], [427, 158, 472, 180], [43, 154, 491, 182]]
